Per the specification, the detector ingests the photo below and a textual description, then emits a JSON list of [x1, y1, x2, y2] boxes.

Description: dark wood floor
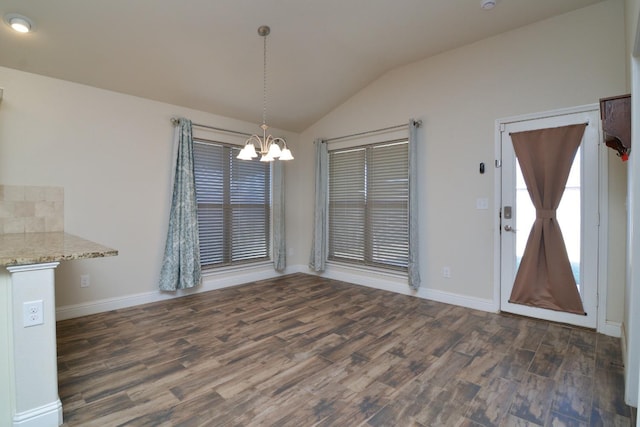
[[56, 273, 633, 426]]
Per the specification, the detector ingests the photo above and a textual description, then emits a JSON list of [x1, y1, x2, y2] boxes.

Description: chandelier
[[237, 25, 293, 162]]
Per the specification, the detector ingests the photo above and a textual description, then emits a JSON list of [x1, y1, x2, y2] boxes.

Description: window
[[328, 140, 409, 270], [193, 139, 271, 268]]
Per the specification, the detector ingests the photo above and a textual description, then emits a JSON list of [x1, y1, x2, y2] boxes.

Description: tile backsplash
[[0, 185, 64, 233]]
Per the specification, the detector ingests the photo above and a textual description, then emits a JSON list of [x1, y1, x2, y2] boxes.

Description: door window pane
[[515, 146, 581, 288]]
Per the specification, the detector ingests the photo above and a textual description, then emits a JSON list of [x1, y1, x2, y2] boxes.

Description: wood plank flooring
[[56, 273, 633, 426]]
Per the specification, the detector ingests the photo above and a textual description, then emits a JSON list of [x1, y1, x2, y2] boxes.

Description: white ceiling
[[0, 0, 605, 132]]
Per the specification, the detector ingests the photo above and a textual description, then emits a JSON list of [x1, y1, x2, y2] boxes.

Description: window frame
[[192, 137, 273, 270], [327, 138, 410, 272]]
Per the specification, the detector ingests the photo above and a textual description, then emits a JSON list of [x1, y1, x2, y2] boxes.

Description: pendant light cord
[[262, 32, 267, 127]]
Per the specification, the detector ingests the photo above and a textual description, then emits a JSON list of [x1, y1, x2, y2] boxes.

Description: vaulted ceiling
[[0, 0, 605, 131]]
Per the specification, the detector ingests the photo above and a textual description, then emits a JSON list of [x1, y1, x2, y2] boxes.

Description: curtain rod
[[507, 121, 589, 136], [326, 120, 422, 143], [171, 117, 252, 138]]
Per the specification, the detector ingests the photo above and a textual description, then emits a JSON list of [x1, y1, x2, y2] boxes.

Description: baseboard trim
[[56, 290, 171, 320], [317, 264, 498, 313], [57, 264, 499, 320], [56, 264, 301, 320], [419, 287, 498, 313], [619, 322, 638, 407], [12, 399, 62, 427], [63, 265, 620, 332], [621, 321, 628, 378], [600, 320, 622, 338]]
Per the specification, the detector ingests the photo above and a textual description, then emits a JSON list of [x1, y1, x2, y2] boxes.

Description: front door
[[499, 108, 600, 328]]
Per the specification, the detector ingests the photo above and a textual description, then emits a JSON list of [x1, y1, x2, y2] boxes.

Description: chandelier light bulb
[[244, 143, 258, 158], [279, 148, 294, 161], [237, 146, 255, 160], [267, 142, 282, 158]]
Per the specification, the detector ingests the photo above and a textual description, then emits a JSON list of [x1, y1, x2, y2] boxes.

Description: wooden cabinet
[[600, 94, 631, 161]]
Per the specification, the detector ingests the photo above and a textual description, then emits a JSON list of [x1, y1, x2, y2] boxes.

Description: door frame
[[493, 103, 609, 333]]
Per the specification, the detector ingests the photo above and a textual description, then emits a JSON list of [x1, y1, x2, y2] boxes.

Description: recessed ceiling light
[[481, 0, 496, 10], [4, 13, 35, 33]]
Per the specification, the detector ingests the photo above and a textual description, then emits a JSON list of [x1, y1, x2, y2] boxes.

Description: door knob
[[504, 225, 515, 232]]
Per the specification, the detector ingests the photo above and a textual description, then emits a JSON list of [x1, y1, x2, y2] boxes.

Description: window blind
[[193, 140, 271, 268], [328, 140, 409, 270]]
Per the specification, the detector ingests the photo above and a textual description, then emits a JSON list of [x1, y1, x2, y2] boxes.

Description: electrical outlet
[[23, 300, 44, 327], [80, 274, 90, 288], [443, 266, 451, 278]]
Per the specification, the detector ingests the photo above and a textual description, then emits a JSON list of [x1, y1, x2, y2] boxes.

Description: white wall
[[0, 66, 298, 315], [623, 0, 640, 409], [292, 0, 628, 321], [0, 1, 629, 328]]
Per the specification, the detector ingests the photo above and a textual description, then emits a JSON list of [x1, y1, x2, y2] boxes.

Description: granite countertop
[[0, 232, 118, 266]]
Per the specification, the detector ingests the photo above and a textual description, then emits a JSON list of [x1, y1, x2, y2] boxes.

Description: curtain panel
[[159, 118, 202, 291], [272, 160, 286, 272], [408, 119, 421, 290], [309, 139, 328, 272], [508, 123, 586, 314]]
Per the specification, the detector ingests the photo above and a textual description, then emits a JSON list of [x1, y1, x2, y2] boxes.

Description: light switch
[[476, 198, 489, 210]]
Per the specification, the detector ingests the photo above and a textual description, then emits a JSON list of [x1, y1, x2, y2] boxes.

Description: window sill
[[201, 260, 273, 276], [326, 260, 408, 280]]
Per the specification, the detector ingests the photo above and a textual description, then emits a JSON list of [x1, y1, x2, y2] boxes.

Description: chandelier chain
[[236, 25, 293, 161], [262, 31, 267, 127]]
